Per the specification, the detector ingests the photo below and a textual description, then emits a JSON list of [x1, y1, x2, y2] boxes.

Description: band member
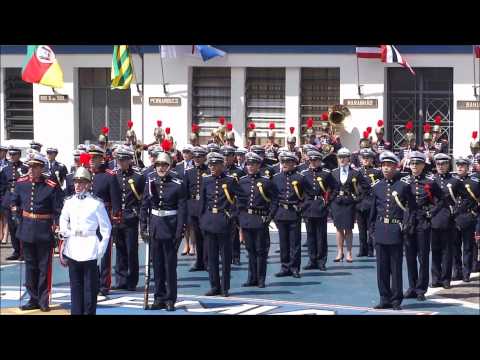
[[272, 151, 312, 278], [11, 152, 63, 311], [238, 152, 277, 287], [246, 122, 257, 149], [142, 146, 161, 178], [402, 151, 443, 301], [452, 157, 480, 282], [296, 144, 316, 173], [369, 151, 414, 310], [431, 115, 449, 154], [207, 142, 221, 154], [356, 148, 383, 257], [330, 148, 368, 263], [418, 124, 435, 173], [399, 120, 417, 175], [140, 149, 187, 311], [372, 120, 392, 154], [111, 147, 145, 291], [430, 153, 461, 289], [185, 146, 210, 272], [98, 127, 113, 163], [190, 123, 201, 147], [58, 163, 111, 315], [351, 129, 373, 169], [174, 145, 194, 180], [46, 147, 68, 187], [304, 117, 316, 145], [225, 123, 236, 148], [1, 146, 29, 260], [300, 149, 335, 270], [199, 152, 245, 297], [286, 127, 302, 160], [265, 122, 279, 156], [468, 131, 479, 169], [251, 145, 276, 179], [125, 120, 146, 169], [235, 147, 247, 171]]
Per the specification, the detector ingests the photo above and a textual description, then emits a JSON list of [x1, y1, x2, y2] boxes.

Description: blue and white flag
[[160, 45, 226, 62], [194, 45, 226, 61]]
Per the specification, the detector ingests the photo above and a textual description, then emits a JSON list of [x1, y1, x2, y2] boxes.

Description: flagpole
[[356, 55, 362, 96], [474, 45, 478, 99], [159, 45, 168, 95]]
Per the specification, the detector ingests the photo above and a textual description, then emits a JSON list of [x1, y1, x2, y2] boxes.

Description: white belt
[[151, 209, 178, 217], [71, 230, 98, 237]]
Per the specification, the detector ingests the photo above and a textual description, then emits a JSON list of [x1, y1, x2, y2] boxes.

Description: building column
[[285, 67, 301, 145], [231, 67, 246, 147]]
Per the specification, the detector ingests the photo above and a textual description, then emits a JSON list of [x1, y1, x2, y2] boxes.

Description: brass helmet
[[226, 123, 235, 140], [432, 115, 442, 133], [155, 152, 172, 166], [267, 122, 276, 138], [154, 120, 164, 143], [305, 117, 315, 137], [191, 123, 200, 143], [423, 123, 432, 141], [405, 120, 415, 142], [471, 131, 479, 153], [375, 120, 385, 134], [98, 127, 109, 144], [320, 112, 330, 132], [126, 120, 136, 142], [74, 153, 92, 182], [287, 126, 296, 144], [247, 122, 256, 139], [359, 130, 371, 149]]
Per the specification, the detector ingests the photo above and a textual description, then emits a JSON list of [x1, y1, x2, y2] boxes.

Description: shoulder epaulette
[[261, 175, 270, 180], [300, 169, 308, 174], [203, 174, 212, 179], [16, 176, 29, 183], [45, 179, 57, 188], [400, 175, 411, 184], [172, 178, 183, 185], [426, 174, 435, 180], [371, 179, 381, 187], [105, 169, 115, 176], [239, 175, 248, 180], [471, 176, 479, 183], [273, 172, 281, 177], [322, 168, 331, 173], [226, 175, 235, 179]]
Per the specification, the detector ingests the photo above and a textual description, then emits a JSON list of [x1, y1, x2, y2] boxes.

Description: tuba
[[328, 104, 351, 126]]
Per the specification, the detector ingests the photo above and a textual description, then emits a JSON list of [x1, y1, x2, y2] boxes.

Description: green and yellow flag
[[111, 45, 134, 90]]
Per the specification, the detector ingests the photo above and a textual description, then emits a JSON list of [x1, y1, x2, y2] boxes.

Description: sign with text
[[149, 97, 181, 106], [39, 94, 69, 103], [343, 99, 378, 108], [457, 100, 480, 110]]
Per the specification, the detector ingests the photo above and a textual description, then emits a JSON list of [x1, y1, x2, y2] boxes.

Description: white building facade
[[1, 45, 479, 169]]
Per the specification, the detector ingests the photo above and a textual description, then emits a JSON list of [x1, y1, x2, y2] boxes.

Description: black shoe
[[292, 271, 301, 278], [242, 281, 258, 287], [404, 290, 417, 299], [302, 263, 317, 270], [430, 283, 442, 288], [417, 294, 426, 301], [462, 277, 471, 283], [442, 283, 452, 289], [392, 304, 402, 311], [232, 259, 241, 266], [20, 302, 40, 311], [6, 254, 20, 261], [258, 282, 265, 288], [373, 303, 392, 309], [275, 271, 292, 277], [40, 306, 50, 312], [98, 289, 109, 297], [189, 265, 205, 272], [149, 300, 166, 310], [205, 289, 221, 296], [166, 301, 175, 312], [318, 264, 327, 271], [222, 290, 229, 297]]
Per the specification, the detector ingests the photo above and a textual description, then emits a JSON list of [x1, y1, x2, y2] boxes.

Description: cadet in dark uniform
[[235, 147, 247, 171], [330, 148, 369, 263], [87, 145, 122, 296], [300, 150, 335, 270], [142, 146, 161, 178], [46, 147, 68, 187], [402, 151, 444, 301], [356, 148, 383, 257], [369, 151, 414, 310], [222, 145, 246, 265], [430, 153, 461, 289], [174, 145, 194, 180], [351, 131, 372, 169], [185, 146, 210, 272], [272, 151, 312, 278], [112, 147, 145, 291], [11, 152, 63, 311], [238, 152, 277, 287], [199, 152, 245, 296], [1, 146, 29, 260], [251, 145, 276, 179], [140, 151, 187, 311], [452, 157, 479, 282]]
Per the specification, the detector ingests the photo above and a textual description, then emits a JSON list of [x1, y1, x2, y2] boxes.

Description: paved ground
[[1, 226, 479, 315]]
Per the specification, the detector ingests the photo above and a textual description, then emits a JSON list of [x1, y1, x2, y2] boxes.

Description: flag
[[160, 45, 194, 59], [194, 45, 226, 61], [474, 45, 480, 59], [111, 45, 134, 90], [22, 45, 64, 88], [381, 45, 416, 75], [355, 46, 382, 59]]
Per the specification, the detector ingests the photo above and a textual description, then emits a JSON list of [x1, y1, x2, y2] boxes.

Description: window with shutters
[[245, 68, 285, 146], [3, 68, 34, 140], [192, 67, 231, 144], [78, 68, 131, 144], [300, 68, 340, 143]]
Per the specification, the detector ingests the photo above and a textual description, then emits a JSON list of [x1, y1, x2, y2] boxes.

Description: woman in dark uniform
[[330, 148, 367, 262]]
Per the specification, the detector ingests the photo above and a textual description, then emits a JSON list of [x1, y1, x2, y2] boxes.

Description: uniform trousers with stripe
[[22, 241, 53, 308]]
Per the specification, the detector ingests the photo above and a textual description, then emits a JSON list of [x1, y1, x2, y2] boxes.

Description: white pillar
[[285, 67, 301, 145], [231, 67, 246, 147]]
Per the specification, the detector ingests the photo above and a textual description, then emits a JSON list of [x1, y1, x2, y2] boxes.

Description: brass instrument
[[327, 104, 350, 137]]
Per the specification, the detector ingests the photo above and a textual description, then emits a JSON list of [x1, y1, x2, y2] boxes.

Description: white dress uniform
[[59, 192, 112, 315]]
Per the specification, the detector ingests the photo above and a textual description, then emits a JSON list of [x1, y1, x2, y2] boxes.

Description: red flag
[[474, 45, 480, 59]]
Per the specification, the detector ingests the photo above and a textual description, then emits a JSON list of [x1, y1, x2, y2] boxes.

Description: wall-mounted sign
[[149, 97, 181, 106], [133, 96, 143, 104], [457, 100, 480, 110], [39, 94, 69, 103], [343, 99, 378, 108]]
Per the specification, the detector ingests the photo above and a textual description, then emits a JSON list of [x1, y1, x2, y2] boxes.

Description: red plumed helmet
[[192, 123, 199, 133], [405, 120, 414, 131], [157, 120, 162, 127], [248, 122, 256, 130], [434, 115, 442, 125], [307, 118, 314, 129], [377, 120, 384, 127], [423, 124, 432, 133], [227, 123, 233, 131], [366, 126, 372, 134], [127, 120, 134, 129], [321, 112, 329, 121], [219, 117, 225, 125], [79, 153, 92, 167], [161, 139, 172, 152], [289, 127, 295, 134], [363, 131, 369, 139], [165, 127, 171, 135], [101, 127, 109, 135], [472, 131, 478, 140], [269, 122, 276, 130]]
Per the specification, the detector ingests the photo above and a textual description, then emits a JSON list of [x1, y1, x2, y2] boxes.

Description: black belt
[[279, 203, 299, 210], [152, 208, 178, 211], [208, 208, 226, 214], [246, 209, 268, 216], [377, 216, 402, 224]]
